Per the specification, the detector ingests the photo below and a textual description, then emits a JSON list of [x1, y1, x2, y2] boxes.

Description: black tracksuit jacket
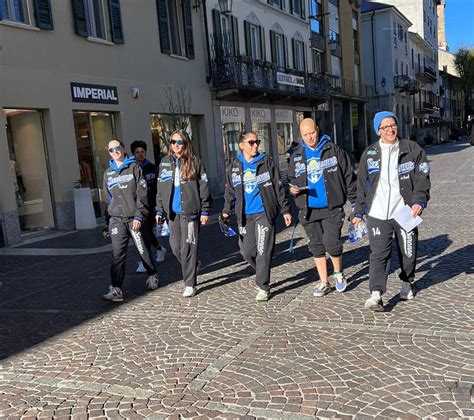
[[287, 140, 357, 216], [223, 154, 290, 225]]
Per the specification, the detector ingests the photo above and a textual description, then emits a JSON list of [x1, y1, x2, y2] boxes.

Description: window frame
[[86, 0, 110, 41], [166, 0, 187, 57], [293, 39, 305, 71], [0, 0, 31, 25]]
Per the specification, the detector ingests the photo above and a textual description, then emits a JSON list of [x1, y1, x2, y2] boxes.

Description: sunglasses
[[246, 140, 261, 146], [170, 140, 184, 146], [108, 146, 122, 153]]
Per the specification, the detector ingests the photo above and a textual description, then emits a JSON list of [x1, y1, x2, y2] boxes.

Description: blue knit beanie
[[373, 111, 399, 135]]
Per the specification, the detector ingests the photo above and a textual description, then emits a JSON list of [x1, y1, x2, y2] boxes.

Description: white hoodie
[[368, 140, 405, 220]]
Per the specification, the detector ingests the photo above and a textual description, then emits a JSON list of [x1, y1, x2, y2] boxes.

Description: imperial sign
[[70, 82, 119, 104]]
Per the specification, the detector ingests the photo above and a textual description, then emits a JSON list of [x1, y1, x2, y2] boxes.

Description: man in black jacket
[[131, 141, 166, 272], [288, 118, 357, 297], [102, 139, 159, 302], [353, 111, 431, 311], [222, 131, 292, 302]]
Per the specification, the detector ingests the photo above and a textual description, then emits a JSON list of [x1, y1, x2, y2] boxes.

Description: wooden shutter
[[71, 0, 88, 37], [182, 0, 194, 58], [108, 0, 124, 44], [212, 8, 221, 37], [231, 16, 239, 56], [33, 0, 54, 30], [244, 20, 251, 57], [270, 30, 276, 63], [292, 38, 296, 69], [156, 0, 170, 54], [283, 35, 288, 68], [259, 26, 266, 60]]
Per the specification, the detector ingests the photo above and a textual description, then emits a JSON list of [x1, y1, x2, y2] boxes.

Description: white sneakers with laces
[[183, 286, 196, 298]]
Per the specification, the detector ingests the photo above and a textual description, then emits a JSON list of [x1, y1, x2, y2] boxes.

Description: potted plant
[[73, 178, 97, 230]]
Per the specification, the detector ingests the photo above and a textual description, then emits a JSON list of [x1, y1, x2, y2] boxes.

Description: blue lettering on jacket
[[398, 161, 415, 175], [160, 169, 173, 182], [367, 158, 380, 174]]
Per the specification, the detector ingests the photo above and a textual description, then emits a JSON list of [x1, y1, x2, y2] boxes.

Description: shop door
[[4, 109, 55, 233], [251, 122, 272, 156], [73, 112, 116, 217]]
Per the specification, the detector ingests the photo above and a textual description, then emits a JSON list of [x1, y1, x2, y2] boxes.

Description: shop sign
[[71, 82, 119, 104], [275, 109, 293, 123], [276, 72, 305, 87], [220, 106, 245, 123], [250, 108, 271, 123]]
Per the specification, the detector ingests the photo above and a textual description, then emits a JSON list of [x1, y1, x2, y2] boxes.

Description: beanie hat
[[373, 111, 399, 135]]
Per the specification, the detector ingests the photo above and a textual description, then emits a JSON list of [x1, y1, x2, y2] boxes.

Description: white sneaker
[[136, 261, 146, 273], [400, 282, 414, 300], [182, 286, 196, 298], [145, 275, 159, 291], [103, 285, 123, 302], [155, 247, 167, 263], [256, 288, 269, 302], [364, 291, 384, 311]]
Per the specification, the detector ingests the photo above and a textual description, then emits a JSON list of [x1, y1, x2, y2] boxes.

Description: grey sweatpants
[[367, 216, 418, 294], [238, 213, 276, 292], [168, 214, 200, 287], [109, 216, 157, 289]]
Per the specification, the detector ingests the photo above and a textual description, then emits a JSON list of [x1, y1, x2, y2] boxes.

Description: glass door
[[222, 122, 243, 162], [4, 109, 55, 233], [251, 122, 272, 155]]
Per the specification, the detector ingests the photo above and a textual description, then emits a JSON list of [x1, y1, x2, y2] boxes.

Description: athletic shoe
[[364, 291, 384, 312], [155, 247, 167, 263], [103, 286, 123, 302], [313, 281, 331, 297], [400, 282, 415, 300], [145, 274, 159, 291], [182, 286, 196, 298], [256, 288, 269, 302], [334, 272, 347, 293], [136, 261, 146, 273]]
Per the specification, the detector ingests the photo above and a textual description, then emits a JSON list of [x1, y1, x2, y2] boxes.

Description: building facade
[[0, 0, 216, 246]]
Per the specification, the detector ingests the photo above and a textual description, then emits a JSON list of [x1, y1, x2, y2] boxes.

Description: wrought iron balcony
[[310, 32, 326, 51], [327, 74, 374, 100], [210, 55, 331, 101], [416, 65, 437, 83], [393, 75, 419, 95]]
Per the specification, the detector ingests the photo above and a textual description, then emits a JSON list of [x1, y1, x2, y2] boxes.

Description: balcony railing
[[211, 55, 331, 99], [310, 32, 325, 51], [416, 65, 437, 83], [393, 75, 420, 95], [327, 74, 374, 100]]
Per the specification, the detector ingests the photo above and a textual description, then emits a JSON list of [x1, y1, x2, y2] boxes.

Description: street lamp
[[218, 0, 233, 16]]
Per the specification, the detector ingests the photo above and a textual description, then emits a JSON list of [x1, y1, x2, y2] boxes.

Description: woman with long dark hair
[[155, 130, 212, 297]]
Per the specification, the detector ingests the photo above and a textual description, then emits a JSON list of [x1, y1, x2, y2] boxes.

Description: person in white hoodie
[[353, 111, 431, 312]]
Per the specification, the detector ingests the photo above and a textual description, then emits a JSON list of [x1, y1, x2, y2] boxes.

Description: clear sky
[[444, 0, 474, 52]]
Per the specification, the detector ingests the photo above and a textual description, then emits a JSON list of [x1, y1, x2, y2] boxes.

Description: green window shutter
[[270, 30, 276, 63], [156, 0, 170, 54], [33, 0, 54, 30], [259, 26, 266, 60], [108, 0, 124, 44], [182, 0, 194, 59], [231, 16, 239, 56], [244, 20, 251, 57], [71, 0, 88, 37]]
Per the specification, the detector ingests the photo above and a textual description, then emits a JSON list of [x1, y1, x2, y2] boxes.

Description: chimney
[[437, 0, 448, 51]]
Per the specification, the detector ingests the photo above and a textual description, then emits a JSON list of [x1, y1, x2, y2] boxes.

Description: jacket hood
[[302, 134, 331, 153], [237, 152, 266, 165], [109, 155, 136, 173]]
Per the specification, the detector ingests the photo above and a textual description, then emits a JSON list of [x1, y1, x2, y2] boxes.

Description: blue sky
[[444, 0, 474, 52]]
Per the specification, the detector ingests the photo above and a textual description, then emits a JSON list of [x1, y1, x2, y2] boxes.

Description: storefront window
[[73, 111, 116, 217], [277, 123, 294, 172], [222, 122, 243, 162], [150, 113, 201, 164], [4, 109, 54, 233], [251, 122, 272, 155]]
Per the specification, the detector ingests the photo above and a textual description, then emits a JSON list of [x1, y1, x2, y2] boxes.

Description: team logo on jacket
[[307, 157, 323, 183], [201, 173, 208, 182], [139, 179, 147, 188], [243, 169, 257, 193], [295, 162, 306, 177], [232, 172, 242, 186], [160, 169, 173, 182], [367, 158, 380, 174], [256, 171, 271, 185], [419, 162, 430, 174], [108, 174, 134, 189], [398, 161, 415, 175]]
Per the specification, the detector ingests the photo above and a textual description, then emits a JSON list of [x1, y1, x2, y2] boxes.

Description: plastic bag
[[218, 220, 237, 237], [156, 220, 170, 237], [348, 219, 368, 243]]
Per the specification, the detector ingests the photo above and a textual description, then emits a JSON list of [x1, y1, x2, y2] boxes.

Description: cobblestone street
[[0, 140, 473, 419]]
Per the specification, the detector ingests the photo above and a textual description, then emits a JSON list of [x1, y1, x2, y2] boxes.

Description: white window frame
[[86, 0, 111, 41], [250, 24, 262, 59], [167, 0, 187, 57], [1, 0, 31, 25], [294, 40, 305, 71], [275, 32, 285, 67]]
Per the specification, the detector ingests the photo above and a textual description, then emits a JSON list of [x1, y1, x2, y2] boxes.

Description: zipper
[[386, 146, 392, 220]]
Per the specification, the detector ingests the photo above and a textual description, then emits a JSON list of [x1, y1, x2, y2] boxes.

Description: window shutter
[[156, 0, 170, 54], [292, 38, 296, 69], [283, 35, 288, 67], [108, 0, 124, 44], [231, 16, 239, 56], [212, 9, 221, 37], [259, 26, 266, 60], [71, 0, 88, 37], [33, 0, 54, 30], [302, 43, 307, 71], [244, 20, 251, 57], [270, 30, 276, 63], [182, 0, 195, 59]]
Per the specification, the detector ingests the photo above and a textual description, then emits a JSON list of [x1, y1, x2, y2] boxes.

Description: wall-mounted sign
[[220, 106, 245, 123], [277, 72, 305, 88], [275, 109, 293, 123], [70, 82, 119, 104], [250, 108, 271, 123]]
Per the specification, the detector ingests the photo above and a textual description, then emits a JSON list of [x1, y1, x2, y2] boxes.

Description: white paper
[[393, 205, 422, 232]]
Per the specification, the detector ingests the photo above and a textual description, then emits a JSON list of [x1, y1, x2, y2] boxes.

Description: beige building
[[0, 0, 217, 246]]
